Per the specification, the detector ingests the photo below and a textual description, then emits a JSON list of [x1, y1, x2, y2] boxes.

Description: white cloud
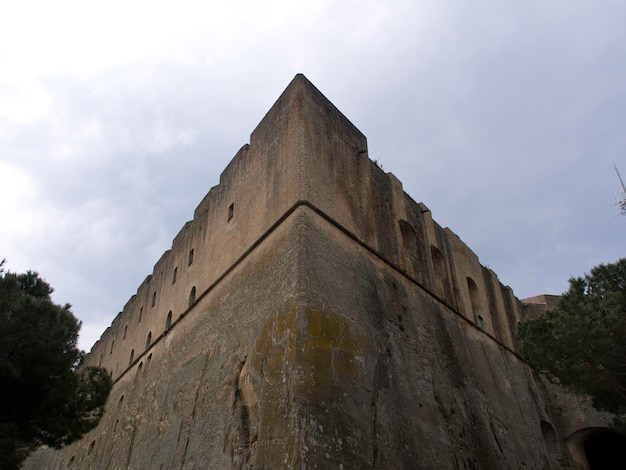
[[0, 162, 42, 242], [0, 80, 51, 122]]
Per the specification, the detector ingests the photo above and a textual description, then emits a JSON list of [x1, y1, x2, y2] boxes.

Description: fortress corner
[[23, 77, 614, 470]]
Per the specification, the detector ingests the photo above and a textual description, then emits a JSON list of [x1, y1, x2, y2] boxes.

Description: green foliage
[[516, 258, 626, 421], [0, 261, 112, 470]]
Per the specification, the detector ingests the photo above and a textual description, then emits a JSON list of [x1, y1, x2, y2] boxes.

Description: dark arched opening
[[467, 277, 482, 326], [430, 245, 446, 297], [585, 430, 626, 469], [399, 220, 420, 278], [541, 421, 560, 466]]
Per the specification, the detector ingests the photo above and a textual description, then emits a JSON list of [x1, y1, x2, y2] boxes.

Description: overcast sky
[[2, 0, 625, 351]]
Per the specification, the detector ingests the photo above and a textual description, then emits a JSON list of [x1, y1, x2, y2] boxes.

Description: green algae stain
[[251, 308, 301, 468], [253, 307, 298, 373], [247, 308, 370, 467], [300, 308, 367, 399]]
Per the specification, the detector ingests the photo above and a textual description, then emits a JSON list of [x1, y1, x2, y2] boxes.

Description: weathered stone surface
[[23, 75, 615, 470]]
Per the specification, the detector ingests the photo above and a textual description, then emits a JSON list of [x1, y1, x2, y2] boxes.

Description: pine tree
[[0, 260, 112, 470]]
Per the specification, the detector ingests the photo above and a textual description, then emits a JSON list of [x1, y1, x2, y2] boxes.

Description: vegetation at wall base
[[0, 260, 112, 470], [516, 258, 626, 428]]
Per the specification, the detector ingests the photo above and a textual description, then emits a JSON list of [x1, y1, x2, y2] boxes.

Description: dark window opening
[[188, 248, 194, 266], [128, 349, 134, 365], [189, 286, 197, 306], [151, 292, 156, 307], [146, 331, 152, 349], [166, 310, 172, 330], [228, 203, 234, 221], [172, 267, 177, 284], [110, 341, 114, 354], [135, 362, 143, 382], [123, 325, 127, 339], [144, 353, 152, 377], [138, 306, 143, 323]]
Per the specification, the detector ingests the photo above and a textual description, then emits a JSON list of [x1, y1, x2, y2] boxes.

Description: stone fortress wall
[[87, 75, 524, 383], [24, 75, 613, 470]]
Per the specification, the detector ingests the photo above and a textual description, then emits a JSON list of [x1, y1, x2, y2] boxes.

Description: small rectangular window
[[188, 249, 194, 266], [172, 267, 178, 284], [151, 292, 156, 307], [228, 203, 234, 221]]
